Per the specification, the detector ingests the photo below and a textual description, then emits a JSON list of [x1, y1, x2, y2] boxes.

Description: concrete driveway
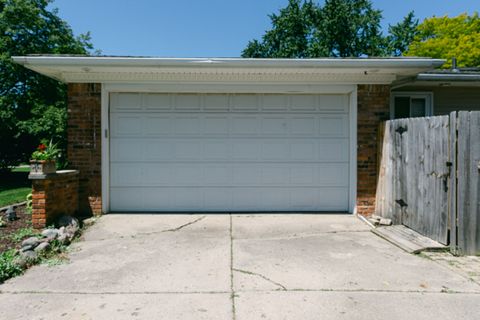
[[1, 214, 479, 319]]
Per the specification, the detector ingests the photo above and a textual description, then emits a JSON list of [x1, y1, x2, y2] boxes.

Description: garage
[[12, 56, 445, 217], [109, 92, 351, 212]]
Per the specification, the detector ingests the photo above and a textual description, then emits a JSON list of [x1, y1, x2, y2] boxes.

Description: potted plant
[[30, 140, 60, 175]]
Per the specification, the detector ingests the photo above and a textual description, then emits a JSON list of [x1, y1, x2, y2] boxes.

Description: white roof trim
[[12, 56, 445, 84]]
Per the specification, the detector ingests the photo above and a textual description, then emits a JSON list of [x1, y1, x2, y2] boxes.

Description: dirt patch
[[0, 205, 35, 253]]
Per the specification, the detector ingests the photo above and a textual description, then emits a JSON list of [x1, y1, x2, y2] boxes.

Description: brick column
[[67, 83, 102, 215], [357, 85, 390, 216], [29, 170, 79, 229]]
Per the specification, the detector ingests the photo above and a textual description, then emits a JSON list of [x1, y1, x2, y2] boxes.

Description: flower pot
[[30, 160, 56, 175]]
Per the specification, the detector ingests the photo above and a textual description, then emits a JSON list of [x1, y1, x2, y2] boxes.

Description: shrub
[[0, 250, 23, 283]]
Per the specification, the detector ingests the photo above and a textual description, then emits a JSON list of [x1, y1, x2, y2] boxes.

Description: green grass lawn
[[0, 167, 31, 207]]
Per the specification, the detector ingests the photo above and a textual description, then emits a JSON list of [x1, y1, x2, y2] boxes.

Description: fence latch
[[395, 199, 408, 207], [443, 162, 453, 192], [395, 126, 407, 135]]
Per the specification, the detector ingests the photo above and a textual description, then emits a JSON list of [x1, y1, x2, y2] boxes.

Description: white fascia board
[[12, 56, 445, 84]]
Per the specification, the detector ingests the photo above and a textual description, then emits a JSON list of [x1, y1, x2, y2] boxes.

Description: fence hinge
[[395, 199, 408, 207], [395, 126, 407, 135], [104, 129, 108, 138]]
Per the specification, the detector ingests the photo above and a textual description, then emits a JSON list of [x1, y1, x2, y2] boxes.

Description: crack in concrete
[[0, 290, 230, 295], [234, 229, 369, 242], [233, 268, 287, 291], [2, 288, 479, 295], [161, 216, 206, 233], [81, 216, 208, 241], [132, 216, 207, 236], [229, 214, 236, 320]]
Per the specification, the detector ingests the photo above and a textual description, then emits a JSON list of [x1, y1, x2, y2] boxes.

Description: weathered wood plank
[[457, 111, 480, 255], [449, 111, 458, 254], [372, 225, 446, 254], [375, 115, 450, 245], [400, 116, 450, 244]]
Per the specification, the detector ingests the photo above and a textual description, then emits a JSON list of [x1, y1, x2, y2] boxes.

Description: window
[[391, 93, 433, 119]]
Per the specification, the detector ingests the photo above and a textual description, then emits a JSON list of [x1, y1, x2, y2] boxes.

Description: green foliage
[[26, 193, 32, 214], [405, 13, 480, 68], [242, 0, 419, 58], [243, 0, 318, 58], [386, 11, 419, 56], [0, 216, 5, 227], [311, 0, 384, 57], [9, 227, 38, 242], [31, 139, 60, 161], [0, 187, 30, 207], [0, 250, 23, 283], [0, 0, 94, 171]]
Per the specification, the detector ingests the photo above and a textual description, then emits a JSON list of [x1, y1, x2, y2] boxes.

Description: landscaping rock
[[14, 256, 29, 268], [65, 225, 79, 239], [57, 233, 70, 245], [21, 237, 40, 248], [41, 228, 59, 240], [34, 242, 50, 253], [20, 245, 35, 252], [58, 216, 79, 229], [82, 217, 96, 226], [20, 250, 38, 261]]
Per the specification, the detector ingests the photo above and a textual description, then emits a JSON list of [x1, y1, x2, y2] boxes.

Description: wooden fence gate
[[375, 111, 480, 253]]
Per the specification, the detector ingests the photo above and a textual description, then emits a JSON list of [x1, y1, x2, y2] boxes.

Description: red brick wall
[[357, 85, 391, 216], [67, 83, 102, 215], [30, 171, 79, 228], [64, 83, 389, 216]]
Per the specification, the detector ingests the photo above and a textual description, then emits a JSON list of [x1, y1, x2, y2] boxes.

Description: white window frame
[[390, 92, 433, 119]]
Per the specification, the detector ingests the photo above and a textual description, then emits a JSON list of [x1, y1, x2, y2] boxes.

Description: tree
[[386, 11, 419, 57], [405, 13, 480, 68], [309, 0, 384, 57], [0, 0, 94, 172], [242, 0, 318, 58], [242, 0, 419, 58]]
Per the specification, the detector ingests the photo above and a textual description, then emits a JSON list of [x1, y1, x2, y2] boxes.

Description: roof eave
[[12, 56, 446, 84]]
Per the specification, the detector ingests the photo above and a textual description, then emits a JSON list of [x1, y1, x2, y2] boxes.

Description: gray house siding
[[393, 86, 480, 115]]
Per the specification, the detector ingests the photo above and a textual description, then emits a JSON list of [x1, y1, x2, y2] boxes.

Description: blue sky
[[53, 0, 478, 57]]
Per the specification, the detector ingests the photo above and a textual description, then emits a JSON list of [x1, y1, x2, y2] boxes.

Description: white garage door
[[109, 92, 350, 212]]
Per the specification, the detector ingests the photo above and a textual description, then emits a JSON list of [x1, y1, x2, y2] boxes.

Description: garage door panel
[[261, 117, 288, 135], [318, 140, 349, 161], [291, 95, 317, 111], [204, 94, 230, 111], [174, 94, 202, 110], [231, 116, 259, 135], [317, 164, 349, 187], [318, 188, 350, 210], [145, 116, 171, 136], [109, 92, 351, 212], [111, 93, 142, 111], [111, 139, 143, 161], [144, 93, 171, 110], [231, 94, 258, 110], [111, 115, 143, 136], [173, 117, 202, 135], [318, 95, 348, 112], [204, 116, 229, 135], [261, 141, 289, 160], [261, 166, 289, 185], [203, 142, 230, 160], [261, 94, 289, 111], [144, 141, 174, 160], [232, 141, 260, 160], [291, 117, 316, 136], [318, 115, 349, 137]]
